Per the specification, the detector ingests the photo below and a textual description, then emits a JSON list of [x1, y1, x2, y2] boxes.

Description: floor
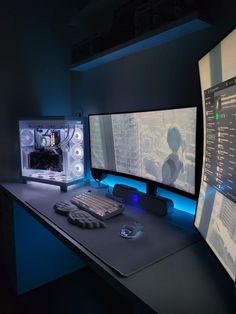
[[0, 262, 136, 314]]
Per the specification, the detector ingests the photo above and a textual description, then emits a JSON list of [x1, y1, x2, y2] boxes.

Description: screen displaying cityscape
[[89, 107, 196, 195]]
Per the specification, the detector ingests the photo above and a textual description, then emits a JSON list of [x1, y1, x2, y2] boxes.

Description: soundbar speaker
[[112, 184, 174, 216]]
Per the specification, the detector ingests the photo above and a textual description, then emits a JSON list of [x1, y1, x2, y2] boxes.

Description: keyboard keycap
[[71, 192, 125, 220]]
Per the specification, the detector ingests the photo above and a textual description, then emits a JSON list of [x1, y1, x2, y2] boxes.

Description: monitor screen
[[89, 107, 197, 196], [195, 28, 236, 280]]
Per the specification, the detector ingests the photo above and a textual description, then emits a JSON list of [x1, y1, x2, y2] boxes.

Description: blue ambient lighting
[[103, 174, 146, 193], [22, 20, 72, 117], [101, 174, 196, 215], [158, 188, 196, 215], [72, 18, 210, 72]]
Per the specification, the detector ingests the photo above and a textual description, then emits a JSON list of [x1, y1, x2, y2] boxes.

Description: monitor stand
[[90, 180, 109, 190], [146, 182, 157, 196]]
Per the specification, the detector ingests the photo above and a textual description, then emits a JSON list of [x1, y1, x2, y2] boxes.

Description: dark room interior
[[0, 0, 236, 313]]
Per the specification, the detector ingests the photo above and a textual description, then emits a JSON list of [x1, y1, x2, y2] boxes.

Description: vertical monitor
[[89, 107, 197, 197], [195, 28, 236, 280]]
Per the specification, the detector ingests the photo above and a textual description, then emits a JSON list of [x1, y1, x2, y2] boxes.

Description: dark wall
[[71, 34, 203, 115], [0, 0, 236, 182], [0, 1, 73, 181], [70, 0, 236, 194], [71, 2, 236, 117]]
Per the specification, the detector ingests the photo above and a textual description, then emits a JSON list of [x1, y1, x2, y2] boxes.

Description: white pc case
[[19, 119, 84, 190]]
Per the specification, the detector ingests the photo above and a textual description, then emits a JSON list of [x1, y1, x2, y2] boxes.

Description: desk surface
[[1, 182, 235, 314]]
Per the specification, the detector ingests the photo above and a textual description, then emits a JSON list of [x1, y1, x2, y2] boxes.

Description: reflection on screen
[[195, 28, 236, 280], [89, 107, 196, 195]]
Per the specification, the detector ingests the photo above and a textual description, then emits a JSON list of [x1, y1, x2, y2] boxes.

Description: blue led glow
[[72, 19, 210, 72], [131, 193, 140, 204], [96, 174, 196, 215], [102, 174, 146, 193], [21, 19, 72, 117], [157, 188, 196, 215]]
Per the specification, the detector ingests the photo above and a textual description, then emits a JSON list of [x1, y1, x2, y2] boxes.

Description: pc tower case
[[19, 119, 84, 190]]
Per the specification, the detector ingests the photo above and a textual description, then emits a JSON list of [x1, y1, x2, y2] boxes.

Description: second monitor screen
[[89, 107, 196, 195]]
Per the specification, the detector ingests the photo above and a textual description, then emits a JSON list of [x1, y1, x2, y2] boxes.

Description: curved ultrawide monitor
[[89, 107, 197, 197], [195, 27, 236, 280]]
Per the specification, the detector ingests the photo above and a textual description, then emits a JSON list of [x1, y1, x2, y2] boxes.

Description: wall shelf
[[70, 13, 210, 72]]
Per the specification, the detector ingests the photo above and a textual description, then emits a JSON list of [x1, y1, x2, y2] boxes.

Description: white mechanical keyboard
[[71, 192, 125, 220]]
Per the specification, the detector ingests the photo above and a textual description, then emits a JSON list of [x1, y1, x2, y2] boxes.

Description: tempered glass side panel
[[19, 119, 84, 187]]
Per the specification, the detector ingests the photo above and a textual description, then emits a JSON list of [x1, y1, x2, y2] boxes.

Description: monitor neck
[[146, 182, 157, 196]]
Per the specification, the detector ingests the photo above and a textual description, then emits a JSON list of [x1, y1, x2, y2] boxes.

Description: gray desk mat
[[26, 187, 199, 277]]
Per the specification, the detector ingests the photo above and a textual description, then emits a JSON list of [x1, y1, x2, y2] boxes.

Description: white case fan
[[71, 145, 84, 160], [72, 128, 83, 144], [20, 129, 34, 147], [71, 161, 84, 177]]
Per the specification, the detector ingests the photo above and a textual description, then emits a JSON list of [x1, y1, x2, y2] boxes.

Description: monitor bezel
[[88, 105, 202, 200]]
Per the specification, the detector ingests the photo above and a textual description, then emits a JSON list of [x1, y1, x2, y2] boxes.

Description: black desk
[[0, 182, 234, 314]]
